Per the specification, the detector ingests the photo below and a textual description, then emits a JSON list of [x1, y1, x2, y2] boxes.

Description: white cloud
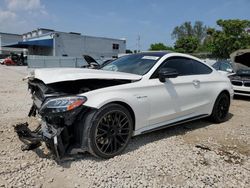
[[0, 0, 50, 33], [6, 0, 44, 11], [0, 10, 16, 23], [4, 0, 49, 17], [0, 9, 30, 33]]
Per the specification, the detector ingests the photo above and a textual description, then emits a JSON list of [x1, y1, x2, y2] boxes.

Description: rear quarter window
[[191, 60, 212, 75]]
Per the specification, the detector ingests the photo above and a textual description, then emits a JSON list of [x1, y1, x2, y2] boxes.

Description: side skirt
[[140, 114, 209, 134]]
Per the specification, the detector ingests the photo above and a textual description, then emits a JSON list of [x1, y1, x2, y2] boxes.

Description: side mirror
[[158, 68, 179, 82]]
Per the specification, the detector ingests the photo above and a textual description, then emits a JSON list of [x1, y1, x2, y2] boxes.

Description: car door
[[146, 57, 213, 126], [184, 59, 214, 115]]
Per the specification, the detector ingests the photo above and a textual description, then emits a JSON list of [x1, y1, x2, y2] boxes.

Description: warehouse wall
[[54, 32, 126, 59], [0, 33, 22, 54], [26, 34, 54, 56], [1, 30, 126, 58], [27, 46, 53, 56]]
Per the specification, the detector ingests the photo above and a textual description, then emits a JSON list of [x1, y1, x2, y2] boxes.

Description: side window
[[191, 60, 212, 74], [150, 56, 212, 79], [162, 58, 194, 76]]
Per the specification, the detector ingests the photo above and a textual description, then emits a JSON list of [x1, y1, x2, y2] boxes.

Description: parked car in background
[[0, 59, 5, 65], [212, 60, 234, 76], [1, 53, 27, 66], [81, 55, 116, 69], [0, 54, 9, 65], [229, 49, 250, 96], [2, 57, 16, 65], [15, 52, 233, 159]]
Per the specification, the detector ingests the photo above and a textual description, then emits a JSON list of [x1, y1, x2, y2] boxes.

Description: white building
[[0, 32, 23, 55], [4, 28, 126, 59]]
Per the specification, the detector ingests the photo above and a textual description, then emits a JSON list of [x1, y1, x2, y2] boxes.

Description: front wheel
[[87, 104, 133, 158], [209, 92, 230, 123]]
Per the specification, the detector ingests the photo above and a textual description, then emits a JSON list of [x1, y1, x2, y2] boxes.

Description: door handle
[[192, 80, 200, 87]]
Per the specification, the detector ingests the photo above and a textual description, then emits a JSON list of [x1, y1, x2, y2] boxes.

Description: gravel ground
[[0, 65, 249, 188]]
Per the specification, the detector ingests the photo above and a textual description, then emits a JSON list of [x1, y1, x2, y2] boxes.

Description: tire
[[86, 104, 133, 159], [210, 92, 230, 123]]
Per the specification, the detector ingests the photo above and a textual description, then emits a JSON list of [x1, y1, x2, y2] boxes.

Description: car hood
[[28, 68, 142, 84], [230, 49, 250, 69], [230, 49, 250, 78]]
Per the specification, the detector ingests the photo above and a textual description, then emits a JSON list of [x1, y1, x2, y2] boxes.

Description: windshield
[[101, 54, 160, 75], [212, 61, 233, 72]]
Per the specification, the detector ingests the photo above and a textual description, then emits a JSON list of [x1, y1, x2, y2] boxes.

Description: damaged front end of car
[[14, 68, 137, 159], [14, 80, 90, 159]]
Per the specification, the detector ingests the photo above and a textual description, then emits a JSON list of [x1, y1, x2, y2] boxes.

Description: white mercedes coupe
[[15, 52, 233, 159]]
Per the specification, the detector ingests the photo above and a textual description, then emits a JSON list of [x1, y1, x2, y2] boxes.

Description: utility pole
[[136, 35, 141, 53]]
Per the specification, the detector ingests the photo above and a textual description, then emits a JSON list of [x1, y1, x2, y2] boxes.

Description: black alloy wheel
[[87, 104, 133, 158], [210, 92, 230, 123], [95, 111, 130, 154], [217, 97, 230, 120]]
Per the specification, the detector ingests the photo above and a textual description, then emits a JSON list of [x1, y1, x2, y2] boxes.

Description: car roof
[[137, 51, 169, 57]]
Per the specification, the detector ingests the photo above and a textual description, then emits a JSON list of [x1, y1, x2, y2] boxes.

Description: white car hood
[[29, 68, 142, 84]]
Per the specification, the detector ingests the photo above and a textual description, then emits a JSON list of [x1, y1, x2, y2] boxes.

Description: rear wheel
[[87, 104, 133, 158], [210, 92, 230, 123]]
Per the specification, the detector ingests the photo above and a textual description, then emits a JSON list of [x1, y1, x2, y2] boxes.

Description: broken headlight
[[40, 96, 87, 114]]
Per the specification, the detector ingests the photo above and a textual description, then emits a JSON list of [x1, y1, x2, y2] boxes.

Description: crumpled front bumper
[[14, 121, 65, 159], [14, 96, 92, 160]]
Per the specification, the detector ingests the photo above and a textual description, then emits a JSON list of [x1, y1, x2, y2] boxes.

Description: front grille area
[[231, 80, 243, 86], [234, 90, 250, 95], [231, 80, 250, 87], [244, 82, 250, 87]]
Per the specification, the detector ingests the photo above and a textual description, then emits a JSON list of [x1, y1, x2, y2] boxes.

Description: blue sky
[[0, 0, 250, 50]]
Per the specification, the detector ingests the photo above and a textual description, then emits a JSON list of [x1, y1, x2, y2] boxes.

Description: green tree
[[207, 19, 250, 58], [193, 21, 208, 43], [172, 22, 193, 39], [149, 43, 173, 51], [172, 21, 207, 44], [174, 36, 199, 53]]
